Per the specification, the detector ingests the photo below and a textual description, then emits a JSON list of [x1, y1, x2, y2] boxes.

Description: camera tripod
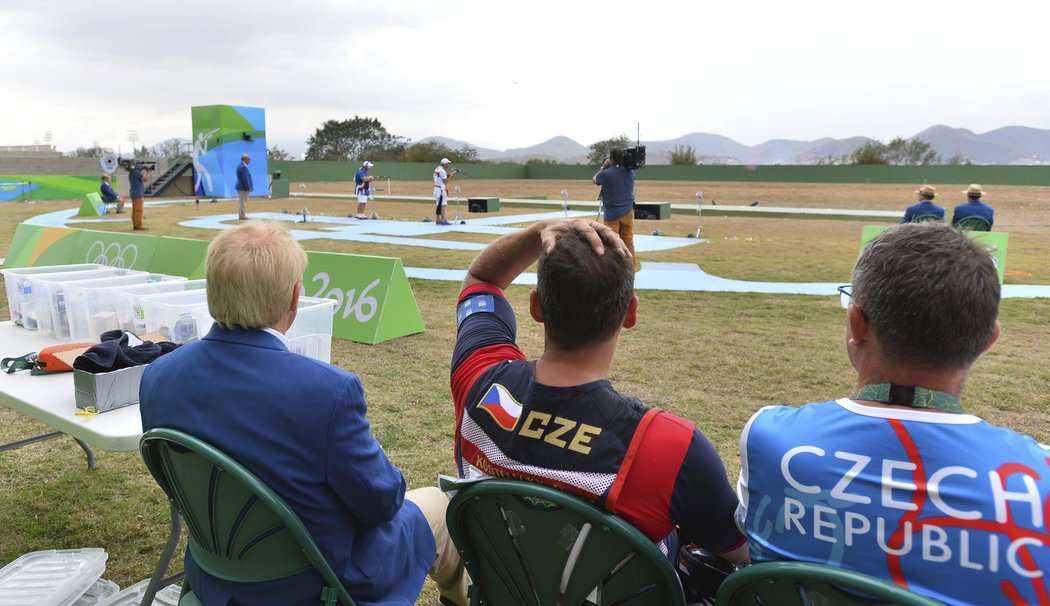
[[298, 183, 310, 223], [369, 189, 381, 220], [689, 191, 703, 238], [452, 185, 463, 224], [368, 176, 391, 219]]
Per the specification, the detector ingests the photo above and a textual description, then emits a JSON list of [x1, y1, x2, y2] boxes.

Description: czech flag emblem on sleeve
[[476, 384, 523, 431]]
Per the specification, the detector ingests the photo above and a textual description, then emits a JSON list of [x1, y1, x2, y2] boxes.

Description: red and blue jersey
[[452, 283, 745, 553], [738, 399, 1050, 606], [354, 168, 370, 195]]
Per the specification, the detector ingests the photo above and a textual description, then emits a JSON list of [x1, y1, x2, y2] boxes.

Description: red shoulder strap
[[606, 408, 695, 541]]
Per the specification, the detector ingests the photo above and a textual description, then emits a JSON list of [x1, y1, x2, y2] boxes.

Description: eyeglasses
[[837, 285, 868, 318], [837, 284, 853, 311]]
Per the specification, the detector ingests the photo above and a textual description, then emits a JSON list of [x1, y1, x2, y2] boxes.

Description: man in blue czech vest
[[451, 218, 750, 574], [736, 222, 1049, 605]]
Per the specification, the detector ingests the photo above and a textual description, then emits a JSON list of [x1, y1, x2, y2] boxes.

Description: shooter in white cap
[[433, 158, 461, 226], [353, 160, 376, 219]]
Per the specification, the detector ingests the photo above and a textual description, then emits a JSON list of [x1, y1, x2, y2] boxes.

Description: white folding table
[[0, 321, 145, 467]]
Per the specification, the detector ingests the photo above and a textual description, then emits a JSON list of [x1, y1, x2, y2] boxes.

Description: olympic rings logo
[[85, 241, 139, 269]]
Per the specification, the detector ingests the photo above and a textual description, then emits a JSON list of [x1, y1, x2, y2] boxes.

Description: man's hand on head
[[539, 219, 630, 259]]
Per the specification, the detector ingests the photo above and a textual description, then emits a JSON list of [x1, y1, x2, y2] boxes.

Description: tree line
[[63, 117, 968, 166], [837, 137, 969, 165]]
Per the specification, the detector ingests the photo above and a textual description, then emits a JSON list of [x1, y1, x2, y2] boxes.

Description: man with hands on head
[[451, 218, 749, 597]]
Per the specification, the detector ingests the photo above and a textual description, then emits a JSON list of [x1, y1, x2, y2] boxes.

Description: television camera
[[618, 145, 646, 170], [117, 158, 157, 172], [99, 152, 156, 174]]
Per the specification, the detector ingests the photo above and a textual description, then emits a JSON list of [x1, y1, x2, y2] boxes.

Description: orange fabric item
[[34, 343, 95, 373]]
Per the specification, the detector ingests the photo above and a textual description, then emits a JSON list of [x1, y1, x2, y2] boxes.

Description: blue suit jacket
[[951, 199, 994, 227], [140, 326, 434, 606], [235, 162, 253, 192], [901, 199, 944, 223], [100, 181, 119, 202]]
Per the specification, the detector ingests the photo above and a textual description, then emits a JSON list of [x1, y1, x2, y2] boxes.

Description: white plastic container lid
[[96, 578, 182, 606], [0, 264, 105, 278], [72, 578, 120, 605], [0, 548, 107, 606]]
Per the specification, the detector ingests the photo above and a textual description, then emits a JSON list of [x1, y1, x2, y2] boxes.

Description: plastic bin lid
[[72, 578, 120, 606], [0, 548, 107, 606], [0, 264, 104, 277], [96, 579, 182, 606]]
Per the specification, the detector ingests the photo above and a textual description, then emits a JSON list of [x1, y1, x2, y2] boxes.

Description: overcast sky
[[4, 0, 1045, 157]]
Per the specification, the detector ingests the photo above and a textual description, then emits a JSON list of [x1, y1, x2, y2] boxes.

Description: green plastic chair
[[953, 215, 992, 231], [715, 561, 943, 605], [445, 478, 686, 606], [908, 214, 942, 223], [139, 428, 356, 606]]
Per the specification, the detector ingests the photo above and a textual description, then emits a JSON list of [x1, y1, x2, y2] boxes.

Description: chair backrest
[[716, 561, 943, 606], [445, 479, 686, 606], [139, 428, 356, 606], [909, 214, 942, 223], [954, 215, 991, 231]]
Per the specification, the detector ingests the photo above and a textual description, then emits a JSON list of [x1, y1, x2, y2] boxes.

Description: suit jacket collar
[[202, 324, 286, 351]]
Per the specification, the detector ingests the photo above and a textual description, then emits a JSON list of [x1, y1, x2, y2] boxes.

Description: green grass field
[[1, 180, 1048, 602]]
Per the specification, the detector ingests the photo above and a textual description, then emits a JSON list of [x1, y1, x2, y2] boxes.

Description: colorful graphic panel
[[0, 176, 100, 202], [190, 105, 268, 198], [303, 251, 426, 344]]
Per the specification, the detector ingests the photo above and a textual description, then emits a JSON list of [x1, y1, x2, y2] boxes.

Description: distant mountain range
[[422, 126, 1050, 165]]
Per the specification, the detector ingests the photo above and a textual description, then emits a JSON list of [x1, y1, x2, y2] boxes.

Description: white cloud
[[3, 0, 1047, 156]]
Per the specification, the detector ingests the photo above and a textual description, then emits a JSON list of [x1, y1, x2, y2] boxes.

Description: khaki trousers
[[237, 190, 249, 220], [132, 197, 145, 229], [406, 487, 469, 605], [603, 212, 639, 270]]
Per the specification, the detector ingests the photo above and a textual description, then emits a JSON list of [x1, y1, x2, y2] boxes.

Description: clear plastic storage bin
[[2, 264, 105, 327], [110, 279, 206, 335], [71, 578, 120, 606], [64, 274, 187, 343], [136, 288, 210, 344], [96, 579, 182, 606], [0, 548, 107, 606], [19, 269, 141, 338], [287, 297, 337, 363], [192, 296, 336, 362]]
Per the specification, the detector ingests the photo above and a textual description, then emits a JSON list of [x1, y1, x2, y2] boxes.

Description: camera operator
[[593, 148, 638, 269], [128, 163, 153, 230]]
